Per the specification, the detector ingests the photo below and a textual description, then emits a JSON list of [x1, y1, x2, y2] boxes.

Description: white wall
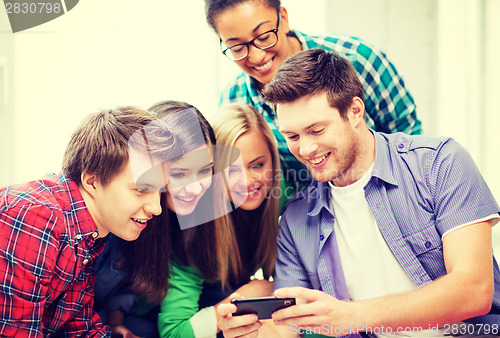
[[0, 6, 15, 186], [483, 0, 500, 216], [483, 0, 500, 254], [325, 0, 437, 135], [1, 0, 221, 186]]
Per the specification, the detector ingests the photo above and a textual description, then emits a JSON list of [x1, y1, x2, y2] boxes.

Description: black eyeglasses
[[220, 13, 281, 61]]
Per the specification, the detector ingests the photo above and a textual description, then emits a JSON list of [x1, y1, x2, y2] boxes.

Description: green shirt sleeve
[[157, 262, 204, 338]]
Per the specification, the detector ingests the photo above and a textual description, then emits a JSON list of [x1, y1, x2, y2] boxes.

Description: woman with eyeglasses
[[205, 0, 423, 192]]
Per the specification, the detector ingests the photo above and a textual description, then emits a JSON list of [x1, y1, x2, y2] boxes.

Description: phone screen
[[232, 296, 296, 319]]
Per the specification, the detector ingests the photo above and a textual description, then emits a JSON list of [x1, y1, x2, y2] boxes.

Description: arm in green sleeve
[[157, 262, 204, 338]]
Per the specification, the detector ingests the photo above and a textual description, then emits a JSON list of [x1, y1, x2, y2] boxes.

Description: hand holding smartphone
[[231, 296, 296, 319]]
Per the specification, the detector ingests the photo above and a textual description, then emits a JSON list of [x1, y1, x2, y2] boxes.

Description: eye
[[250, 162, 264, 170], [257, 34, 271, 43], [310, 128, 325, 135], [198, 167, 213, 179], [230, 44, 245, 54], [135, 186, 151, 193], [287, 134, 299, 141], [170, 172, 184, 179], [228, 166, 240, 174]]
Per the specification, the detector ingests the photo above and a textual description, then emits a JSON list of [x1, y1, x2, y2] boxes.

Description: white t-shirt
[[329, 165, 457, 337]]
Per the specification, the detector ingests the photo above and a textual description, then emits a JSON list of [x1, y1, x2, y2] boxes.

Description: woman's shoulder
[[170, 258, 204, 279], [296, 29, 379, 57]]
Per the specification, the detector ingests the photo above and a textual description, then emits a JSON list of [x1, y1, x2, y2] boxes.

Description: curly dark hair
[[205, 0, 281, 32]]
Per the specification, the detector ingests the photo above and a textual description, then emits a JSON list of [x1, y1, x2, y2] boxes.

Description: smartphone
[[231, 296, 296, 319]]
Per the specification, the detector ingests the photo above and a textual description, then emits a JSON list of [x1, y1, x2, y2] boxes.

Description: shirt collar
[[372, 131, 398, 187], [307, 130, 398, 217], [307, 180, 333, 217], [57, 173, 100, 241], [290, 29, 309, 50]]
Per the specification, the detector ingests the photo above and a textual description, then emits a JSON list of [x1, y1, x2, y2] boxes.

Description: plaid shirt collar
[[55, 173, 101, 244]]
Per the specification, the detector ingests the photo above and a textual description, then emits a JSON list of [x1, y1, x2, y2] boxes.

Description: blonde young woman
[[211, 103, 282, 287]]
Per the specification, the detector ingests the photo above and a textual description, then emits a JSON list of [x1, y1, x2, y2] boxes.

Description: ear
[[348, 97, 366, 128], [279, 6, 291, 34], [80, 172, 98, 198]]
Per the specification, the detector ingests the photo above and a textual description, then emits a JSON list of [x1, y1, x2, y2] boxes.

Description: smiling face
[[277, 92, 370, 187], [226, 130, 274, 210], [215, 1, 300, 87], [166, 145, 214, 216], [86, 148, 165, 241]]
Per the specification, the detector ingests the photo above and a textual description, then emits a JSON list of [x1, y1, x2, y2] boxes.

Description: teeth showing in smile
[[309, 153, 329, 165], [133, 218, 147, 224], [255, 59, 272, 71], [238, 188, 259, 196], [177, 196, 195, 202]]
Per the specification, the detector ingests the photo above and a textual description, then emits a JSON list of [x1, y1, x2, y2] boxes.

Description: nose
[[145, 192, 162, 216], [244, 169, 257, 187], [184, 180, 203, 196], [247, 44, 266, 63], [299, 137, 319, 158]]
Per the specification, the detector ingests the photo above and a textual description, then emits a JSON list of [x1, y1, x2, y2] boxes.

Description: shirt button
[[82, 259, 89, 265], [424, 241, 432, 249], [92, 232, 98, 238], [398, 143, 404, 149], [320, 235, 324, 241], [75, 234, 82, 240]]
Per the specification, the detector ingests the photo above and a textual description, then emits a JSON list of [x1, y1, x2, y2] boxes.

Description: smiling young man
[[0, 107, 176, 337], [217, 49, 500, 338]]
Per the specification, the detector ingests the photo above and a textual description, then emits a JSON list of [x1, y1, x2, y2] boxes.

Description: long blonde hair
[[210, 103, 281, 280]]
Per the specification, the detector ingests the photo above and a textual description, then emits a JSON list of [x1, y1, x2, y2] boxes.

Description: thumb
[[274, 286, 323, 303]]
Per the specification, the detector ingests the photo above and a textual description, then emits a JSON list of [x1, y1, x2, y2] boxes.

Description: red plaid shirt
[[0, 174, 110, 337]]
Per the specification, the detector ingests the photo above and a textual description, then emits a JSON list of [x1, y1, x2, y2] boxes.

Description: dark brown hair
[[124, 101, 239, 304], [205, 0, 281, 32], [262, 48, 365, 119], [62, 106, 175, 185]]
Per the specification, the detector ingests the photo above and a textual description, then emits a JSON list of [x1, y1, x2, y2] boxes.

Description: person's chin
[[120, 230, 142, 242], [239, 196, 265, 211], [171, 196, 200, 215], [253, 72, 274, 87], [247, 67, 275, 85], [309, 169, 333, 183], [174, 206, 195, 216]]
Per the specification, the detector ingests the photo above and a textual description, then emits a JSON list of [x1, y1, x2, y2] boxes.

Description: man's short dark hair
[[62, 107, 177, 186], [262, 48, 365, 119]]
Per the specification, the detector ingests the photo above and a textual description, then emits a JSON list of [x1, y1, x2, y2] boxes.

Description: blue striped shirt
[[275, 131, 500, 325], [219, 30, 422, 191]]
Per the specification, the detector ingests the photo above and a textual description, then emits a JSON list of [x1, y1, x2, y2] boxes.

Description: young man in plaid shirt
[[0, 107, 176, 337]]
